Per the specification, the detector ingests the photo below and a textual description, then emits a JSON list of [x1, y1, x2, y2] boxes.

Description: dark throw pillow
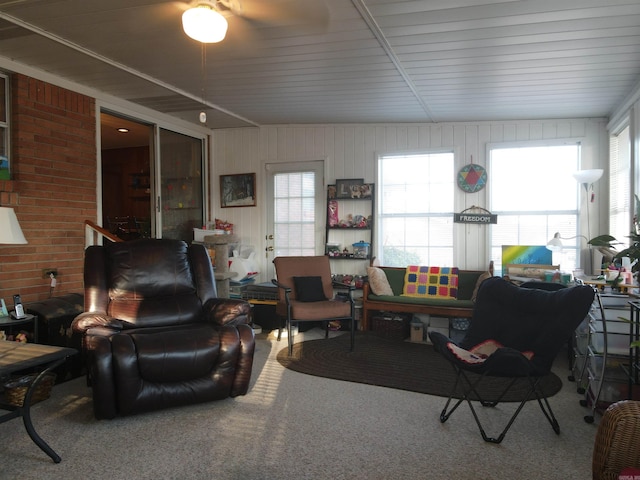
[[293, 276, 327, 302]]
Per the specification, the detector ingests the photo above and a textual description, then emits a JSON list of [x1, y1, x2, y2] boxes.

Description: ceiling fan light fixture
[[182, 3, 228, 43]]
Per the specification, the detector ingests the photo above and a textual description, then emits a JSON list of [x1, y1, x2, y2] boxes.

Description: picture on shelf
[[220, 173, 256, 208], [335, 178, 364, 198]]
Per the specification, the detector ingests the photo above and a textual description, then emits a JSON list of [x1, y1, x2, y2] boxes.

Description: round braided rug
[[277, 333, 563, 401]]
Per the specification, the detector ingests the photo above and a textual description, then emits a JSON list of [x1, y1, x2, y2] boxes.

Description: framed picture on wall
[[220, 173, 256, 208]]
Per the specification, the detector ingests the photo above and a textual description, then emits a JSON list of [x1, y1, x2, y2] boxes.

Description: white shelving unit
[[575, 292, 632, 423], [325, 183, 374, 276]]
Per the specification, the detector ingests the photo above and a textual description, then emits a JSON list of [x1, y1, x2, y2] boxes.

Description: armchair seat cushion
[[109, 323, 245, 416], [285, 299, 352, 321], [119, 324, 224, 382]]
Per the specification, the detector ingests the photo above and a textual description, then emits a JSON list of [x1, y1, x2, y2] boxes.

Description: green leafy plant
[[589, 194, 640, 347]]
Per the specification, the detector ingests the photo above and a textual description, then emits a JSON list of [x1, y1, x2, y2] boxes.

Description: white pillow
[[367, 267, 394, 296]]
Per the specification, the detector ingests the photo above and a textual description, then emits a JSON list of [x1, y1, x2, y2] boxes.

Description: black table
[[0, 313, 38, 342], [0, 341, 77, 463]]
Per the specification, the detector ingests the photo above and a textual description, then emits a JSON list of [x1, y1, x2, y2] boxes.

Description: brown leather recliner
[[72, 238, 255, 420]]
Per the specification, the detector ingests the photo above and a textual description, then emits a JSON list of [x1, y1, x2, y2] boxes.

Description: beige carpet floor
[[0, 329, 599, 480]]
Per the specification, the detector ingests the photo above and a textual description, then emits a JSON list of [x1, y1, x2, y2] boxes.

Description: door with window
[[265, 161, 324, 280]]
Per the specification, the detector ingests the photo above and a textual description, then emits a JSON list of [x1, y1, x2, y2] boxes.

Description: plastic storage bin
[[352, 241, 370, 259]]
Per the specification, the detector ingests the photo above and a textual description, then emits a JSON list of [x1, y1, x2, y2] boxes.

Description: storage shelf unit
[[575, 292, 634, 423], [325, 183, 374, 265], [626, 300, 640, 398]]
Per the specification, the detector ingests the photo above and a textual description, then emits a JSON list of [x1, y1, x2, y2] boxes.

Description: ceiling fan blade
[[230, 0, 329, 28]]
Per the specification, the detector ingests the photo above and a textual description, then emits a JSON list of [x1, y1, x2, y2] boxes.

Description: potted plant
[[589, 195, 640, 276]]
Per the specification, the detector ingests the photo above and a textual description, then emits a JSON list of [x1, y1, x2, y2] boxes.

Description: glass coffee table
[[0, 341, 77, 463]]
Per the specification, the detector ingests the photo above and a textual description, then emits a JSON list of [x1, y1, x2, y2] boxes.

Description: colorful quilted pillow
[[402, 266, 459, 298]]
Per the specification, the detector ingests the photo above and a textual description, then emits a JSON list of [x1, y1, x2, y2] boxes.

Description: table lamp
[[0, 207, 28, 244], [546, 232, 589, 252]]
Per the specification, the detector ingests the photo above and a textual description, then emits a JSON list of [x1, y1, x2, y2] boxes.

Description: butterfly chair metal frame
[[430, 277, 595, 444], [435, 345, 562, 444], [272, 256, 355, 356]]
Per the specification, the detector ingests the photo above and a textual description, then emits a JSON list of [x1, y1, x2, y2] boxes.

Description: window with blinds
[[273, 171, 317, 257], [376, 151, 454, 266], [489, 143, 581, 274], [609, 124, 631, 248]]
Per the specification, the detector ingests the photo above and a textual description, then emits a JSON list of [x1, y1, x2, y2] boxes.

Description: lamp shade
[[0, 207, 27, 244], [182, 3, 228, 43], [572, 169, 603, 185], [546, 232, 563, 252]]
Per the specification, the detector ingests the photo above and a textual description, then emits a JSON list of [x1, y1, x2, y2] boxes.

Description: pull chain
[[199, 43, 207, 124]]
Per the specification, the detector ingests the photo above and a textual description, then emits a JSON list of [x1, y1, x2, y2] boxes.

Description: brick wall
[[0, 74, 96, 304]]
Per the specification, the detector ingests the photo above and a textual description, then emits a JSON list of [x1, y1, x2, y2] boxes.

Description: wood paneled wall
[[212, 119, 609, 282]]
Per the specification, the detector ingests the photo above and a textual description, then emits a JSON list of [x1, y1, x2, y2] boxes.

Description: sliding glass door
[[158, 128, 205, 241]]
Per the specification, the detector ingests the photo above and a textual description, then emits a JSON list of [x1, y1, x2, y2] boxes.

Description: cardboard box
[[410, 322, 424, 343], [193, 228, 210, 242], [430, 316, 450, 329]]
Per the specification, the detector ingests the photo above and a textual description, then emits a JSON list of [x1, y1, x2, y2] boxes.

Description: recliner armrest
[[203, 298, 251, 326], [72, 312, 123, 334]]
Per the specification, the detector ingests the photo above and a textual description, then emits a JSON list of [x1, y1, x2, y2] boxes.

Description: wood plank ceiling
[[0, 0, 639, 129]]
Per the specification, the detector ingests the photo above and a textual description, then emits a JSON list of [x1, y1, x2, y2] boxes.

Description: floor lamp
[[563, 169, 604, 276], [546, 169, 604, 276], [573, 168, 604, 243]]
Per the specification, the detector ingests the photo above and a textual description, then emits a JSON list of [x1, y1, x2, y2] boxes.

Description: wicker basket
[[3, 372, 56, 407], [372, 315, 410, 340]]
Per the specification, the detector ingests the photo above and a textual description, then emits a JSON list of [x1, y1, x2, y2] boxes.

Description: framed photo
[[220, 173, 256, 208], [335, 178, 364, 199]]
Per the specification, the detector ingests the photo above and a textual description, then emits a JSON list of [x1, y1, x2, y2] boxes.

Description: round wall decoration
[[457, 163, 487, 193]]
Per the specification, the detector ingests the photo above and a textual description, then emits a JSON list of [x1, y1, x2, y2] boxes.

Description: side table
[[0, 341, 77, 463], [0, 313, 38, 342]]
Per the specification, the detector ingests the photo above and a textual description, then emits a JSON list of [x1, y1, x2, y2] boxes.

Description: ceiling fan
[[181, 0, 329, 43]]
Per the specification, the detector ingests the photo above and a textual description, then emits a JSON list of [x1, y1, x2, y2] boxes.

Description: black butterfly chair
[[519, 281, 573, 367], [429, 276, 595, 443]]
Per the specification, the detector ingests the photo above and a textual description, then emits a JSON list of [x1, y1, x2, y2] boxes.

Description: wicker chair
[[592, 400, 640, 480]]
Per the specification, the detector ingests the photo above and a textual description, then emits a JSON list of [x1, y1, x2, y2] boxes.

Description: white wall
[[212, 119, 609, 283]]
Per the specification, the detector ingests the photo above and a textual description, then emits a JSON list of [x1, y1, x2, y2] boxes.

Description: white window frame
[[488, 141, 581, 276], [375, 149, 455, 267], [609, 123, 631, 249], [0, 72, 9, 179]]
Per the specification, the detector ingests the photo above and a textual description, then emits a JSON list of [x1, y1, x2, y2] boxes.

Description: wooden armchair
[[272, 255, 355, 356]]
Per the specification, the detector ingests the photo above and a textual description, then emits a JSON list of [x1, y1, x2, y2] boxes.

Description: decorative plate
[[457, 163, 487, 193]]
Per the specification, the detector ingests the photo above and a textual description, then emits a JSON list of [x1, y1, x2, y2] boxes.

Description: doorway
[[100, 112, 154, 239]]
